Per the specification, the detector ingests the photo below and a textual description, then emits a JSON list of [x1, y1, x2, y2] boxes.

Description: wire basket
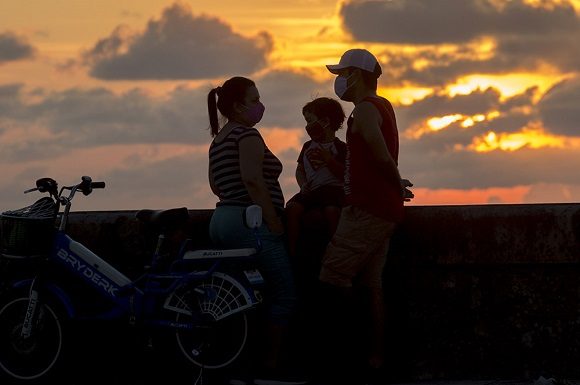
[[0, 197, 57, 258]]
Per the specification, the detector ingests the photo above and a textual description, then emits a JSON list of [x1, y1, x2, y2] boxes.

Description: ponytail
[[207, 87, 220, 137], [207, 77, 255, 138]]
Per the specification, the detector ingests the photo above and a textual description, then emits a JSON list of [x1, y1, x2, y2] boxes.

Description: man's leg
[[315, 280, 357, 383], [367, 286, 386, 369], [358, 223, 395, 374], [318, 206, 368, 383]]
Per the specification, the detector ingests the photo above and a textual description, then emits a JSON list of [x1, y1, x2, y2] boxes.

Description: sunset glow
[[445, 73, 564, 100], [407, 111, 502, 139], [427, 115, 463, 131], [379, 86, 433, 106], [411, 186, 531, 205], [468, 124, 580, 152]]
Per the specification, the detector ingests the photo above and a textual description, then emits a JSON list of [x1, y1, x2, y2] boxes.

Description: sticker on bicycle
[[244, 269, 264, 285]]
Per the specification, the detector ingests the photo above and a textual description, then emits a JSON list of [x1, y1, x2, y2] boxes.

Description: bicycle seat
[[135, 207, 190, 227]]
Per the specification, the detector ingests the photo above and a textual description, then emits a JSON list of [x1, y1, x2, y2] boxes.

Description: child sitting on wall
[[285, 97, 347, 258]]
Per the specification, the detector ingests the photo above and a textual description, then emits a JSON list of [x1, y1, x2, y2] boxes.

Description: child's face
[[303, 111, 333, 142]]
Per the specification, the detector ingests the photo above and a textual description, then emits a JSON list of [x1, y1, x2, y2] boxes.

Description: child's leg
[[285, 201, 305, 258], [323, 205, 342, 240]]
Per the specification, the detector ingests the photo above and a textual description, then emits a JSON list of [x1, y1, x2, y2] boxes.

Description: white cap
[[326, 48, 382, 77]]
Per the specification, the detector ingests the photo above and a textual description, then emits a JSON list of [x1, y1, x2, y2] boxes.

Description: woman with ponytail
[[206, 77, 305, 385]]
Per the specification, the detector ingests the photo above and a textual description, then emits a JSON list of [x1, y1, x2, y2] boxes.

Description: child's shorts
[[287, 185, 344, 209]]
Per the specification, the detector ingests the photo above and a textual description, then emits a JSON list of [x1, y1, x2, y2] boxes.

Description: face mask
[[334, 72, 357, 100], [305, 120, 325, 139], [241, 101, 265, 125]]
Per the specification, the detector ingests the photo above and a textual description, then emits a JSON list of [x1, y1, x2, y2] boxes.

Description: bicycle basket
[[0, 197, 57, 258]]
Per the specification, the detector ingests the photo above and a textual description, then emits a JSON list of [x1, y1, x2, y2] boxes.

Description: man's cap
[[326, 48, 382, 76]]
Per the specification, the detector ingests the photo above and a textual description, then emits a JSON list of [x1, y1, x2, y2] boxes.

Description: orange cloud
[[406, 111, 501, 139], [379, 85, 433, 106], [260, 127, 304, 153], [445, 72, 564, 101], [466, 122, 580, 152]]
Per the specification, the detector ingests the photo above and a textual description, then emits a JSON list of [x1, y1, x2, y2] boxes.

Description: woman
[[207, 76, 304, 385]]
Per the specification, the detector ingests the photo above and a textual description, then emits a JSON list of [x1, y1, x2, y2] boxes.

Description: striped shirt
[[209, 126, 285, 212]]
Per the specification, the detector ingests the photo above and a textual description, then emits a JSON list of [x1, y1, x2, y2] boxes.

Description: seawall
[[1, 203, 579, 381]]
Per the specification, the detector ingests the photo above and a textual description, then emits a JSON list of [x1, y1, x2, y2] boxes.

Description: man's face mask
[[334, 71, 357, 100]]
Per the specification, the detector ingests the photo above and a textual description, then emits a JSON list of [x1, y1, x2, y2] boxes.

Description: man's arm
[[351, 101, 402, 185]]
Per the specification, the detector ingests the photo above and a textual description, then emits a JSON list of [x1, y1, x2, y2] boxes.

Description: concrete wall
[[1, 204, 580, 381], [385, 204, 580, 380]]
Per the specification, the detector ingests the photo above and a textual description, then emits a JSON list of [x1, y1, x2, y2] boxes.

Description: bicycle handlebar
[[91, 182, 106, 189], [25, 176, 106, 200]]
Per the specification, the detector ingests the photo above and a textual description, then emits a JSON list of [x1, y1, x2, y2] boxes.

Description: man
[[318, 48, 413, 382]]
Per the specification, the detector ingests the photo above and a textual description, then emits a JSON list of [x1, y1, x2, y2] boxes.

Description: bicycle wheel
[[0, 296, 64, 382], [173, 273, 251, 369]]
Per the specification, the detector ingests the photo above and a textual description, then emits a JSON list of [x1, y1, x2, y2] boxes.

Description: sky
[[1, 0, 580, 211]]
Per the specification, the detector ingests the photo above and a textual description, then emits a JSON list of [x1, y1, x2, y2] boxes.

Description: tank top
[[344, 96, 404, 222], [298, 138, 347, 191], [208, 126, 285, 212]]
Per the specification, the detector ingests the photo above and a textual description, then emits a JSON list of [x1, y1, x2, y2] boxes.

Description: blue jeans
[[209, 205, 297, 323]]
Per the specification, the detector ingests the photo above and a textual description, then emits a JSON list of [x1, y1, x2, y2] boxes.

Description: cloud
[[538, 76, 580, 136], [0, 69, 331, 162], [257, 70, 335, 128], [0, 32, 35, 63], [2, 83, 579, 210], [83, 2, 273, 80], [397, 87, 503, 132], [395, 85, 580, 190], [0, 83, 25, 116], [378, 48, 550, 87], [340, 0, 579, 45], [100, 151, 211, 210], [340, 0, 580, 86], [400, 143, 580, 191], [0, 85, 211, 161], [394, 82, 579, 195]]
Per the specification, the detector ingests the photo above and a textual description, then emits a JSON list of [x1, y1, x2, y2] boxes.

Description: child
[[285, 97, 346, 258]]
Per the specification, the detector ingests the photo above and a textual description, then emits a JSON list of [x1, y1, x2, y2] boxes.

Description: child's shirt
[[298, 138, 347, 192]]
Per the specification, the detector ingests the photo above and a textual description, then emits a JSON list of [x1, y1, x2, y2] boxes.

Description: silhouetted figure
[[285, 97, 346, 260], [206, 76, 306, 385], [317, 48, 414, 384]]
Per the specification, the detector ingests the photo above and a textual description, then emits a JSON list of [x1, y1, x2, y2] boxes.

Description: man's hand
[[401, 178, 414, 202]]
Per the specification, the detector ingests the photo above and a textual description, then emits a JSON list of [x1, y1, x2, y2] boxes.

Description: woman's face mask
[[240, 101, 265, 125], [334, 71, 357, 100]]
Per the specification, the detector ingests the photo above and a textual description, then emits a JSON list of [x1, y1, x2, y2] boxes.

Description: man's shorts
[[319, 205, 396, 289]]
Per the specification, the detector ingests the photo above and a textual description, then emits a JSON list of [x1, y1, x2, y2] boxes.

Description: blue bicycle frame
[[0, 176, 265, 383]]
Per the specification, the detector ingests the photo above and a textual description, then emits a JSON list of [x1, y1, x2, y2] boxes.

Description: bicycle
[[0, 176, 265, 383]]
